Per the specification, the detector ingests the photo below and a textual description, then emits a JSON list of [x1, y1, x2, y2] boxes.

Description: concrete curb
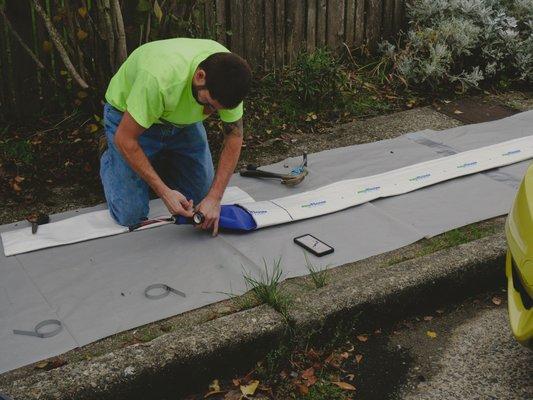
[[0, 232, 507, 399]]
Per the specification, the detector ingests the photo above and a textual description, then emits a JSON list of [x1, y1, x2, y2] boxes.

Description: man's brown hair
[[199, 52, 252, 109]]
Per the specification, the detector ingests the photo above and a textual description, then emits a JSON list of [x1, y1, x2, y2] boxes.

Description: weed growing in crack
[[304, 252, 330, 289], [242, 258, 291, 316]]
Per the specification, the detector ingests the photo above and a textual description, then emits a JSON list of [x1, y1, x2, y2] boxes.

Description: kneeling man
[[100, 38, 251, 235]]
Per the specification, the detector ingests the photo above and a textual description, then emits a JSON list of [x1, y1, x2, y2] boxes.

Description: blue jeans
[[100, 103, 214, 226]]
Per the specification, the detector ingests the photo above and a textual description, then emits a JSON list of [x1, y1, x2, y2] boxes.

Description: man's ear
[[194, 68, 207, 85]]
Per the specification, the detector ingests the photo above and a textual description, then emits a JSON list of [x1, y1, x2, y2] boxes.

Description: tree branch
[[1, 9, 45, 70], [99, 0, 116, 71], [110, 0, 127, 65], [31, 0, 89, 89]]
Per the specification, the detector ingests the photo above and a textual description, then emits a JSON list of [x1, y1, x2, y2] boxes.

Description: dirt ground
[[1, 89, 531, 225]]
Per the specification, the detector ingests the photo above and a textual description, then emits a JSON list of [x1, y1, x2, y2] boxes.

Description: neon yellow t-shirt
[[105, 38, 243, 128]]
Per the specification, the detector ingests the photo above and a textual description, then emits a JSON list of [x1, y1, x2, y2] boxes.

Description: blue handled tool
[[130, 205, 256, 232]]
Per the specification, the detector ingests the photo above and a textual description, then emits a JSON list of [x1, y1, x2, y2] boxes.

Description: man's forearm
[[207, 134, 242, 200], [115, 136, 169, 197]]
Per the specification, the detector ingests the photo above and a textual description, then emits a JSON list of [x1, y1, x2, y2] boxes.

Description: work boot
[[98, 135, 108, 159]]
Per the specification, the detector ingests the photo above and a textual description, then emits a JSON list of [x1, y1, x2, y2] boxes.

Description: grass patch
[[243, 258, 291, 316], [304, 252, 330, 289], [0, 138, 34, 165], [387, 221, 501, 266], [305, 379, 352, 400]]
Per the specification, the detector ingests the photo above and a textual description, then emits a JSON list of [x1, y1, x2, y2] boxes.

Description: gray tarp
[[1, 110, 531, 374]]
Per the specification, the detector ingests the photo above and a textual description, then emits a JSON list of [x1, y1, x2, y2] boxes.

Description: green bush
[[282, 48, 348, 107], [380, 0, 533, 91]]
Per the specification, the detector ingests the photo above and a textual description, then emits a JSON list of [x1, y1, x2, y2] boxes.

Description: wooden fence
[[0, 0, 405, 119], [215, 0, 405, 68]]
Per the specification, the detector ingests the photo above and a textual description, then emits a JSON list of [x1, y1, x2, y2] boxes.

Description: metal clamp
[[13, 319, 62, 338], [144, 284, 186, 300]]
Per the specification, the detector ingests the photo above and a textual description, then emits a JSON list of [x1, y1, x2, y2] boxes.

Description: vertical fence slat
[[230, 0, 244, 56], [0, 0, 408, 117], [0, 24, 6, 115], [204, 0, 216, 39], [382, 0, 394, 39], [365, 0, 382, 50], [316, 0, 327, 48], [215, 0, 227, 44], [306, 0, 317, 52], [3, 12, 16, 112], [285, 1, 304, 64], [345, 0, 356, 47], [354, 0, 365, 47], [192, 1, 205, 37], [327, 0, 345, 50], [264, 0, 276, 69], [243, 0, 263, 68], [274, 0, 285, 68], [393, 0, 404, 34]]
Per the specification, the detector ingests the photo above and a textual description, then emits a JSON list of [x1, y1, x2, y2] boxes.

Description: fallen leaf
[[306, 375, 318, 386], [86, 123, 99, 133], [301, 367, 315, 380], [374, 328, 382, 334], [355, 354, 363, 364], [332, 381, 356, 391], [325, 353, 343, 369], [35, 361, 49, 369], [232, 378, 240, 387], [492, 296, 502, 306], [153, 0, 163, 22], [240, 380, 259, 396], [77, 29, 88, 41], [12, 182, 22, 192], [60, 70, 68, 76], [296, 383, 309, 395], [453, 110, 463, 114], [209, 379, 221, 392], [78, 7, 88, 18], [340, 352, 350, 359], [443, 99, 451, 104], [14, 175, 25, 183], [356, 335, 368, 342], [436, 309, 444, 314], [423, 316, 433, 321], [77, 91, 88, 99], [426, 330, 437, 339], [307, 348, 321, 360], [346, 373, 355, 381], [42, 40, 53, 53]]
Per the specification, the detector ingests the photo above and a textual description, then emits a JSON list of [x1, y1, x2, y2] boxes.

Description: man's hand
[[161, 189, 194, 218], [196, 117, 243, 236], [196, 195, 221, 236]]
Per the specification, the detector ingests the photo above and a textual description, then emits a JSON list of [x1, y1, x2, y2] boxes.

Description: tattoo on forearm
[[223, 118, 243, 138]]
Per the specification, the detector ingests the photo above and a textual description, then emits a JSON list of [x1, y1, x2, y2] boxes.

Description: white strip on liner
[[238, 135, 533, 228], [1, 186, 254, 256], [3, 136, 533, 255]]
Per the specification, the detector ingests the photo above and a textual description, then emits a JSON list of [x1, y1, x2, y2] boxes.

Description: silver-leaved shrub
[[380, 0, 533, 91]]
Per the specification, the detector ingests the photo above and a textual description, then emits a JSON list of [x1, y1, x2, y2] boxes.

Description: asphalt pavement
[[366, 290, 533, 400]]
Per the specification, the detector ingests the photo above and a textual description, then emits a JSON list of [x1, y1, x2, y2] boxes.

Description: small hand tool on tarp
[[26, 212, 50, 234], [129, 205, 257, 232], [240, 153, 308, 186]]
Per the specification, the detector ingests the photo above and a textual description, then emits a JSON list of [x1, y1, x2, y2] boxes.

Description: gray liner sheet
[[1, 111, 532, 374]]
